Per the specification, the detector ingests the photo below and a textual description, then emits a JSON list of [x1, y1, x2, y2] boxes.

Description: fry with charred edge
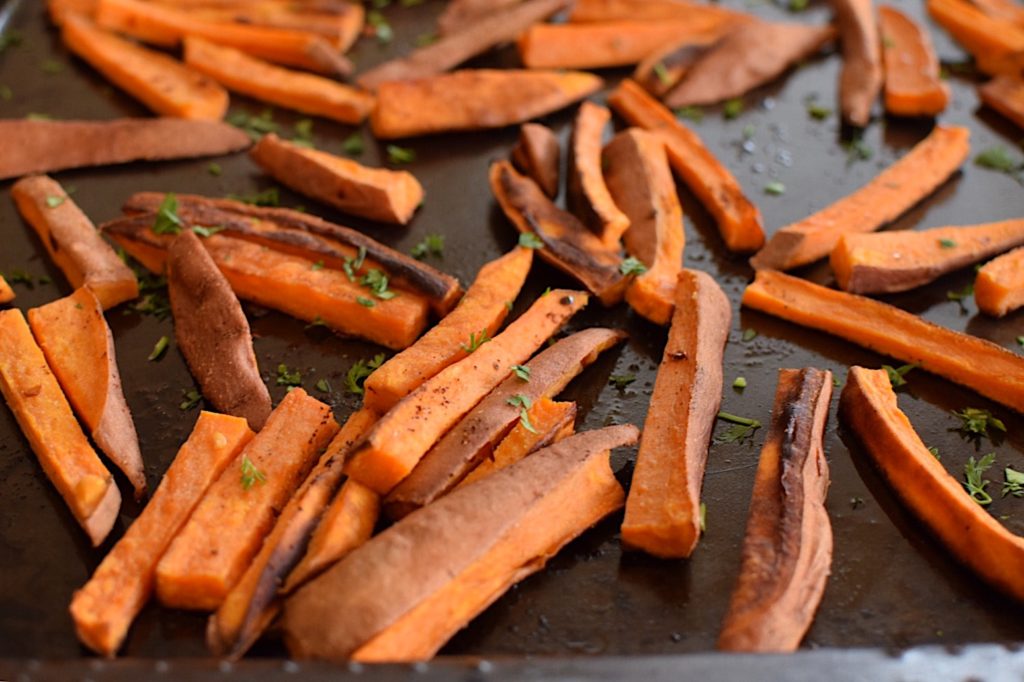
[[70, 412, 254, 657], [156, 389, 338, 611], [283, 425, 638, 662], [345, 289, 588, 494], [0, 277, 13, 304], [831, 219, 1024, 294], [569, 0, 751, 24], [28, 288, 146, 498], [742, 269, 1024, 413], [0, 119, 251, 181], [841, 366, 1024, 600], [633, 34, 718, 98], [183, 38, 373, 125], [436, 0, 521, 35], [878, 7, 949, 117], [927, 0, 1024, 76], [834, 0, 883, 127], [978, 74, 1024, 130], [718, 368, 832, 652], [568, 102, 630, 249], [370, 69, 603, 139], [0, 309, 119, 546], [608, 79, 765, 253], [249, 134, 423, 225], [385, 328, 626, 519], [511, 123, 560, 199], [168, 230, 271, 431], [11, 175, 138, 310], [603, 129, 685, 325], [975, 247, 1024, 317], [750, 125, 970, 271], [490, 161, 625, 305]]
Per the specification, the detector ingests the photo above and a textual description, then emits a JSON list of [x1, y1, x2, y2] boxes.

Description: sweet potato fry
[[511, 123, 560, 199], [742, 269, 1024, 413], [344, 289, 588, 494], [384, 327, 626, 518], [283, 425, 638, 662], [968, 0, 1024, 27], [0, 119, 250, 180], [249, 134, 422, 225], [568, 102, 630, 248], [608, 80, 765, 252], [975, 246, 1024, 317], [0, 277, 13, 304], [718, 368, 832, 652], [436, 0, 522, 35], [927, 0, 1024, 76], [603, 129, 685, 325], [70, 412, 254, 657], [831, 219, 1024, 294], [633, 35, 718, 98], [49, 0, 98, 24], [750, 125, 971, 271], [168, 230, 271, 431], [11, 175, 138, 310], [568, 0, 750, 25], [183, 38, 373, 125], [878, 6, 949, 117], [370, 69, 603, 139], [0, 309, 119, 546], [156, 389, 338, 611], [834, 0, 883, 127], [978, 74, 1024, 130]]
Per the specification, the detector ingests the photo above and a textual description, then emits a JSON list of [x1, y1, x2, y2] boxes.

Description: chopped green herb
[[240, 455, 267, 491], [805, 100, 832, 120], [619, 256, 648, 276], [227, 187, 280, 207], [511, 364, 531, 381], [343, 245, 368, 281], [293, 118, 315, 147], [953, 407, 1006, 440], [733, 376, 747, 389], [341, 131, 365, 156], [180, 389, 202, 411], [742, 123, 756, 140], [276, 363, 303, 387], [148, 336, 170, 361], [131, 293, 171, 319], [723, 97, 744, 119], [975, 146, 1023, 180], [45, 195, 65, 208], [652, 61, 672, 86], [311, 260, 325, 271], [928, 446, 941, 460], [26, 112, 52, 121], [947, 283, 974, 311], [207, 162, 222, 177], [153, 193, 183, 235], [674, 106, 703, 122], [507, 394, 537, 433], [315, 378, 332, 394], [699, 502, 707, 534], [415, 31, 439, 47], [6, 270, 33, 288], [345, 353, 386, 395], [844, 137, 874, 164], [38, 275, 51, 285], [850, 496, 865, 509], [191, 225, 225, 238], [367, 9, 393, 42], [963, 452, 997, 506], [1017, 336, 1024, 348], [764, 181, 786, 196], [357, 296, 375, 308], [411, 234, 444, 259], [788, 0, 809, 10], [0, 85, 12, 101], [518, 232, 544, 249], [714, 411, 762, 444], [386, 144, 415, 164], [609, 374, 636, 390], [361, 268, 397, 299], [305, 315, 328, 329], [938, 238, 956, 249], [227, 109, 279, 140], [0, 29, 23, 53], [882, 363, 916, 388], [742, 328, 758, 342], [40, 59, 63, 75], [1002, 467, 1024, 497], [461, 329, 491, 353]]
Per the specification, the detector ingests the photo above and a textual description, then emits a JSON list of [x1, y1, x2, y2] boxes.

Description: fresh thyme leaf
[[953, 407, 1006, 440], [609, 374, 636, 390], [742, 328, 757, 342], [1003, 467, 1024, 498], [240, 455, 267, 491], [713, 411, 762, 444], [882, 363, 916, 388], [723, 97, 744, 119], [674, 106, 703, 122], [227, 187, 280, 207], [341, 131, 365, 156], [518, 232, 544, 249], [619, 257, 648, 276], [764, 181, 786, 196], [411, 234, 445, 259], [963, 452, 996, 506], [653, 61, 672, 86], [191, 225, 225, 238], [276, 363, 303, 387], [153, 193, 183, 235], [511, 364, 531, 381], [461, 328, 491, 353], [386, 144, 415, 164], [45, 195, 65, 208], [939, 238, 956, 249], [180, 389, 202, 411], [148, 336, 170, 361], [361, 268, 397, 299], [315, 378, 332, 394], [345, 353, 386, 395], [733, 376, 747, 389]]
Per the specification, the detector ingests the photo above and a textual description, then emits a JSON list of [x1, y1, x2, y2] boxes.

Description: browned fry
[[834, 0, 883, 127], [567, 102, 630, 249], [511, 123, 560, 199]]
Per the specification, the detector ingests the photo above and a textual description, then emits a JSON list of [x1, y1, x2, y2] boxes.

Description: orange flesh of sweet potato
[[928, 0, 1024, 76], [0, 309, 120, 546], [608, 80, 765, 253], [840, 366, 1024, 601], [569, 0, 751, 24], [511, 123, 560, 199], [283, 425, 637, 662], [622, 270, 731, 558], [490, 161, 626, 305], [11, 175, 138, 310], [718, 368, 832, 652], [384, 327, 626, 518], [183, 38, 372, 125], [834, 0, 883, 127], [62, 15, 229, 120], [603, 129, 685, 326], [70, 412, 254, 657], [978, 74, 1024, 130], [344, 289, 589, 494], [633, 34, 719, 98], [155, 389, 338, 611], [436, 0, 522, 34], [968, 0, 1024, 27], [28, 288, 146, 498], [0, 277, 13, 304], [49, 0, 98, 24], [742, 269, 1024, 413], [750, 125, 971, 271], [249, 134, 422, 225], [364, 247, 533, 413], [370, 69, 603, 139], [567, 102, 631, 249], [830, 219, 1024, 294], [879, 6, 949, 117], [168, 230, 271, 431], [975, 246, 1024, 317]]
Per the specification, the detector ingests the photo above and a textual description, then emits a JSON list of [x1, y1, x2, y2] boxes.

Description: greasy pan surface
[[1, 0, 1024, 663]]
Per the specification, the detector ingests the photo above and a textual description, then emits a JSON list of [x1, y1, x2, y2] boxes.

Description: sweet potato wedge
[[155, 389, 338, 611], [370, 69, 603, 139], [344, 289, 588, 494], [568, 0, 750, 25], [28, 288, 145, 498], [608, 79, 765, 253], [603, 129, 685, 325], [0, 119, 250, 180], [927, 0, 1024, 76], [49, 0, 98, 24], [168, 230, 271, 431], [511, 123, 560, 199], [384, 327, 626, 518], [975, 246, 1024, 317], [978, 74, 1024, 130], [742, 269, 1024, 413], [70, 412, 254, 657], [0, 309, 119, 546], [283, 425, 637, 662], [11, 175, 138, 310], [0, 277, 13, 304], [718, 368, 832, 652], [567, 102, 630, 249], [633, 34, 718, 98], [834, 0, 883, 127], [750, 125, 971, 271], [249, 134, 422, 225], [490, 161, 625, 305], [830, 219, 1024, 294], [622, 270, 730, 558], [968, 0, 1024, 27], [878, 6, 949, 117], [183, 38, 373, 125]]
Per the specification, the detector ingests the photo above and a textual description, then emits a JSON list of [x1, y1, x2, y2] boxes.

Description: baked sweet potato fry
[[11, 176, 138, 310], [878, 6, 949, 117], [568, 0, 750, 25], [568, 102, 630, 248], [750, 125, 971, 271], [978, 74, 1024, 130], [927, 0, 1024, 76], [28, 288, 145, 498], [633, 34, 719, 99], [384, 327, 626, 518], [156, 389, 338, 611], [608, 80, 765, 253], [183, 38, 373, 125], [511, 123, 560, 199], [48, 0, 98, 24], [436, 0, 522, 34], [834, 0, 883, 127], [718, 368, 832, 652], [831, 219, 1024, 294], [968, 0, 1024, 27], [249, 134, 422, 225], [283, 425, 638, 662], [70, 412, 254, 657], [0, 277, 13, 304], [975, 246, 1024, 317], [0, 309, 119, 546], [742, 270, 1024, 413], [370, 69, 603, 139]]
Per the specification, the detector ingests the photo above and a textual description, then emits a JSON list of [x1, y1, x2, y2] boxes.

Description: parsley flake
[[518, 232, 544, 249], [652, 61, 672, 86], [742, 328, 758, 342], [342, 131, 365, 156], [45, 195, 65, 208], [975, 146, 1023, 180], [609, 374, 636, 390], [346, 353, 386, 395], [461, 329, 491, 353], [315, 378, 332, 394], [180, 389, 202, 411], [367, 10, 393, 43], [386, 144, 415, 164], [411, 234, 444, 259], [361, 268, 397, 299], [507, 394, 537, 433], [153, 194, 183, 235], [764, 181, 786, 196], [148, 336, 170, 361], [512, 364, 531, 381], [357, 296, 375, 308], [227, 187, 280, 207], [240, 455, 267, 491], [227, 109, 279, 141], [733, 376, 747, 389], [620, 257, 648, 276], [207, 162, 222, 177], [723, 97, 744, 119], [882, 363, 916, 388], [963, 453, 997, 506], [674, 106, 703, 122], [276, 363, 303, 387], [714, 411, 762, 444], [953, 407, 1006, 440], [939, 238, 956, 249], [192, 225, 224, 238]]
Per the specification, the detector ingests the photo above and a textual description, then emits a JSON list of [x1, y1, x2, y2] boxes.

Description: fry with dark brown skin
[[834, 0, 883, 127], [569, 0, 750, 25], [975, 247, 1024, 317], [878, 6, 949, 117], [568, 102, 630, 248], [927, 0, 1024, 76], [978, 74, 1024, 130], [718, 368, 832, 652], [511, 123, 560, 199]]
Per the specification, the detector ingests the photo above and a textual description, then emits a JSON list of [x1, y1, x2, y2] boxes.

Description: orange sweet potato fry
[[569, 0, 750, 25], [834, 0, 883, 127], [48, 0, 98, 24], [928, 0, 1024, 76], [0, 277, 14, 304], [567, 102, 630, 248], [511, 123, 560, 199], [879, 6, 949, 117], [978, 74, 1024, 130], [633, 34, 719, 98], [436, 0, 521, 35], [975, 246, 1024, 317]]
